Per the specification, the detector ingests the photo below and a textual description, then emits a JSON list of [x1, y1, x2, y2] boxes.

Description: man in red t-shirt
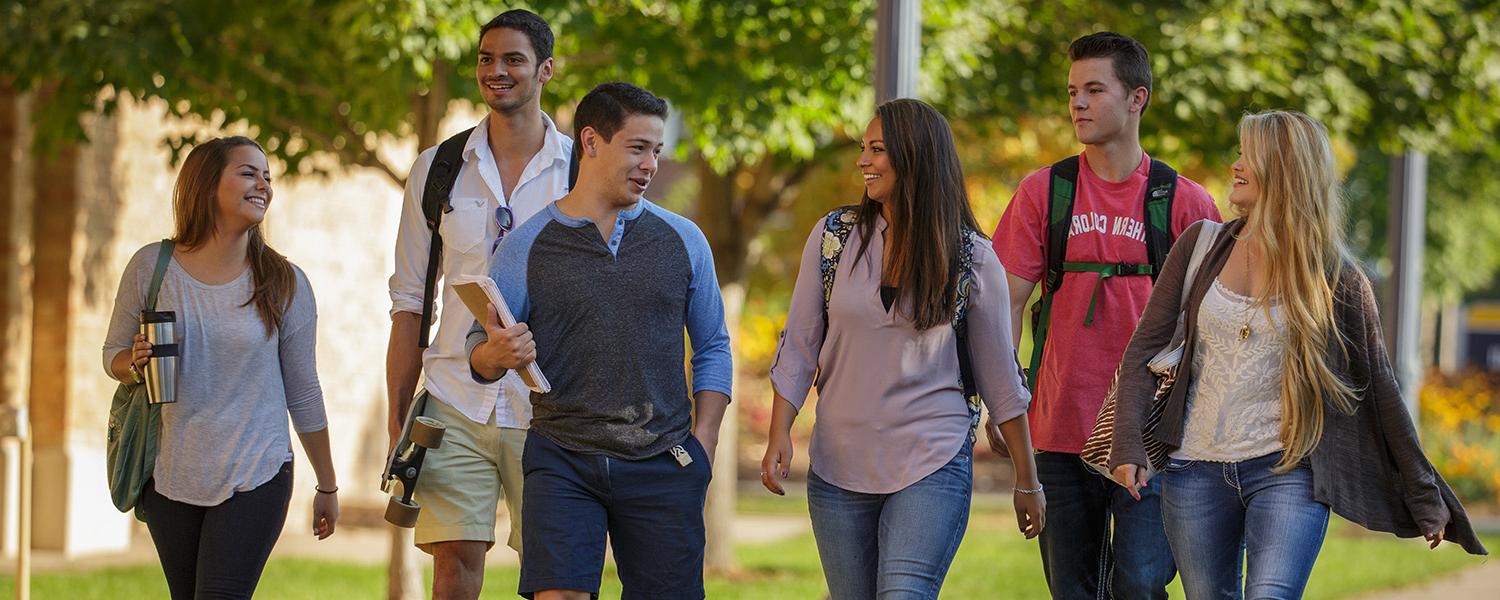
[[991, 32, 1221, 599]]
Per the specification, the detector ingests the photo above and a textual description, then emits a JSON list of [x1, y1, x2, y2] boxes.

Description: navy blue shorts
[[519, 431, 713, 600]]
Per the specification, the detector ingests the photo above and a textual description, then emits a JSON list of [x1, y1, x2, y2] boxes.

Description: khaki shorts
[[412, 392, 527, 554]]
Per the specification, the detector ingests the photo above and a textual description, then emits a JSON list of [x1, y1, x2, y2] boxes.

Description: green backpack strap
[[1142, 159, 1178, 279], [1026, 156, 1080, 392], [147, 239, 174, 310]]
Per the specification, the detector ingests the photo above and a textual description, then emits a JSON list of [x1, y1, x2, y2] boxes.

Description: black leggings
[[141, 461, 293, 600]]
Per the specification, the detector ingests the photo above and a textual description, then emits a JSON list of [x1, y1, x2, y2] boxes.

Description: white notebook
[[449, 274, 552, 394]]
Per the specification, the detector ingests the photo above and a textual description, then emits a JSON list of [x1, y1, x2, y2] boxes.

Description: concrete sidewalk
[[1354, 561, 1500, 599], [1353, 513, 1499, 600]]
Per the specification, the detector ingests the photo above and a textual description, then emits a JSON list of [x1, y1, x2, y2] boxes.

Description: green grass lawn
[[2, 494, 1491, 599]]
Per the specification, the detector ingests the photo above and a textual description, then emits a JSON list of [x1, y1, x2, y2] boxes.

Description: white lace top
[[1172, 278, 1287, 462]]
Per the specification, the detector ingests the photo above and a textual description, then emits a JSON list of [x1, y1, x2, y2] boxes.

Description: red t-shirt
[[992, 152, 1221, 453]]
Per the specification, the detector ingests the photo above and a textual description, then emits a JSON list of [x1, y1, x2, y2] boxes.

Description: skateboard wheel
[[409, 416, 446, 449], [385, 496, 421, 528]]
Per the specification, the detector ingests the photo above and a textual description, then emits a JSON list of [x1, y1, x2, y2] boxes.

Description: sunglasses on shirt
[[490, 205, 514, 256]]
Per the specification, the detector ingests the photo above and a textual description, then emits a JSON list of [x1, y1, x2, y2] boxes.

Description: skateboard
[[381, 392, 446, 528]]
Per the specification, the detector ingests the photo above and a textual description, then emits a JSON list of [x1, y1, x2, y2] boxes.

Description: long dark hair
[[172, 136, 295, 336], [852, 98, 984, 330]]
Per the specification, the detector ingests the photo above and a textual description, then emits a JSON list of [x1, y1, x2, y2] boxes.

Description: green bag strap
[[1142, 159, 1178, 281], [146, 239, 174, 311], [1060, 261, 1153, 325], [1026, 156, 1080, 392]]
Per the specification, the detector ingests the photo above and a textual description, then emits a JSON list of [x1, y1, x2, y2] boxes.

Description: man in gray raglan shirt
[[468, 82, 732, 600]]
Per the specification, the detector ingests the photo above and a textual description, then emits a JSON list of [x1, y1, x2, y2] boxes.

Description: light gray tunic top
[[103, 242, 327, 506], [770, 215, 1031, 494]]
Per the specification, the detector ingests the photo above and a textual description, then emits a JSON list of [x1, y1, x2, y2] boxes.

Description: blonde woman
[[1107, 110, 1486, 598]]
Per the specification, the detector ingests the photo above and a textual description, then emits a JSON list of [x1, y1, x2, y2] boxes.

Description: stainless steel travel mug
[[140, 310, 179, 405]]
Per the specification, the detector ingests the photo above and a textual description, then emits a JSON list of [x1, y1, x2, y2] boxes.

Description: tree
[[1, 0, 498, 179]]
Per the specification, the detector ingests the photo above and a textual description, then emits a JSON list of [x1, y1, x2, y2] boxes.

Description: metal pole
[[1385, 151, 1427, 424], [17, 428, 29, 600], [874, 0, 921, 104], [1, 405, 30, 600]]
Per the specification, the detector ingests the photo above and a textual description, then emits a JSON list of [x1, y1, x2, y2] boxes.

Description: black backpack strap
[[1142, 159, 1178, 281], [818, 206, 860, 320], [567, 137, 580, 191], [1025, 155, 1080, 392], [952, 227, 982, 441], [417, 127, 475, 348], [952, 228, 978, 398]]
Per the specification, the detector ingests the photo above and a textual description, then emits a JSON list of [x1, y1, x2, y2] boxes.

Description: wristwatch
[[127, 362, 145, 384]]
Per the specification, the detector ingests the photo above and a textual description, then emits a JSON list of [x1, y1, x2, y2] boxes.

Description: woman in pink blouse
[[760, 98, 1044, 599]]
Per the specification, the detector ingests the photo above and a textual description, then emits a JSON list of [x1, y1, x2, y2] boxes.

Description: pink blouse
[[770, 215, 1031, 493]]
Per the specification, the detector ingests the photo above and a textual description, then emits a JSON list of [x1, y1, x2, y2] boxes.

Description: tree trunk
[[386, 66, 451, 600], [704, 280, 744, 573], [412, 59, 450, 153], [387, 526, 424, 600], [695, 159, 742, 573]]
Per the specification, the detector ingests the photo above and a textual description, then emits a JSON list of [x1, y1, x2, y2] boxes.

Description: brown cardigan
[[1110, 219, 1486, 555]]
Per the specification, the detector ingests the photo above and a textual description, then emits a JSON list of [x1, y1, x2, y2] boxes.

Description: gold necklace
[[1238, 242, 1253, 341]]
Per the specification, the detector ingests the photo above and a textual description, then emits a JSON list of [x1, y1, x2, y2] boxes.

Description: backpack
[[818, 206, 983, 441], [417, 127, 577, 346], [1024, 155, 1178, 392]]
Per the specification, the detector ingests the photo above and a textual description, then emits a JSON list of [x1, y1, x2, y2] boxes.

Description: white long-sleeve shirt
[[388, 113, 573, 427]]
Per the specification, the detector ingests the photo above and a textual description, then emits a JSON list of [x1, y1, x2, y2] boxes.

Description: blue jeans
[[1157, 451, 1330, 599], [1035, 451, 1176, 600], [806, 444, 972, 600]]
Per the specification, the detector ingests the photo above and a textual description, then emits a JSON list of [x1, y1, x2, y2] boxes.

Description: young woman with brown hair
[[103, 136, 339, 599], [761, 99, 1043, 599]]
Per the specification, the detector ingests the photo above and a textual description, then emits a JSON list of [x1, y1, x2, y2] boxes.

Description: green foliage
[[2, 0, 878, 180], [545, 1, 875, 172], [919, 0, 1500, 299], [1346, 148, 1500, 300], [1, 0, 502, 177], [924, 0, 1500, 164], [4, 0, 1499, 295]]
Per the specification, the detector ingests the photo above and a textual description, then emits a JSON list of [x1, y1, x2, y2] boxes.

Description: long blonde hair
[[1237, 110, 1359, 472]]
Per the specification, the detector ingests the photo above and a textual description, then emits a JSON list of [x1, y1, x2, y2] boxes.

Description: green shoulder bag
[[106, 240, 173, 519]]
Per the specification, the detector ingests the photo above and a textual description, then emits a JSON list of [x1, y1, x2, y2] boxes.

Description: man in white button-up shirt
[[385, 9, 572, 599]]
